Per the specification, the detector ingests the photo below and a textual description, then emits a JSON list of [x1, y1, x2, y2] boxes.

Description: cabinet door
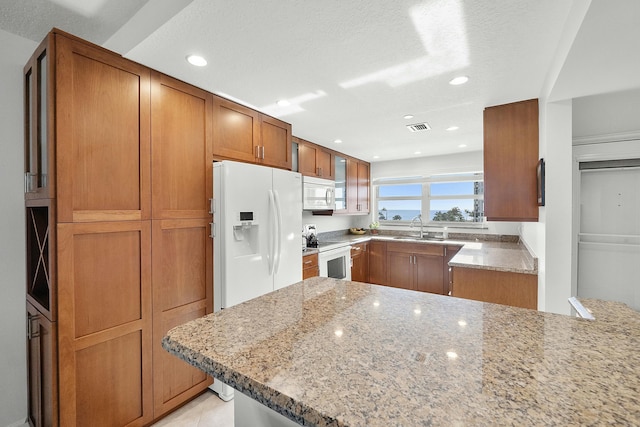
[[57, 221, 153, 427], [55, 34, 151, 223], [387, 251, 414, 290], [151, 219, 213, 418], [451, 267, 538, 309], [260, 115, 292, 170], [298, 139, 319, 177], [357, 161, 370, 213], [316, 148, 334, 180], [350, 243, 369, 283], [27, 302, 58, 427], [368, 241, 387, 285], [346, 158, 359, 213], [334, 155, 348, 212], [483, 99, 539, 221], [212, 95, 260, 163], [24, 35, 55, 200], [415, 254, 444, 294], [443, 245, 462, 295], [151, 73, 213, 220]]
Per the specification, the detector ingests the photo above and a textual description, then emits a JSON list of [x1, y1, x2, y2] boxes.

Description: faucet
[[410, 214, 424, 238]]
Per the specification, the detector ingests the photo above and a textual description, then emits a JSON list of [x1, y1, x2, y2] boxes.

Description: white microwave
[[302, 176, 335, 211]]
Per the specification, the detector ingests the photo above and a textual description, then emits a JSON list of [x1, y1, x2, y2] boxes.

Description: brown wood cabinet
[[386, 242, 444, 294], [24, 36, 54, 201], [368, 240, 387, 286], [24, 29, 213, 427], [296, 137, 335, 179], [345, 158, 370, 214], [350, 242, 369, 282], [55, 34, 151, 224], [150, 73, 214, 417], [451, 267, 538, 309], [303, 252, 320, 279], [483, 99, 539, 222], [213, 95, 292, 170], [443, 245, 462, 295], [26, 301, 57, 427]]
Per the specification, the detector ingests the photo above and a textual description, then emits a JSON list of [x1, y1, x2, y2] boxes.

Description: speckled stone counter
[[316, 233, 538, 275], [163, 277, 639, 426], [447, 240, 537, 274]]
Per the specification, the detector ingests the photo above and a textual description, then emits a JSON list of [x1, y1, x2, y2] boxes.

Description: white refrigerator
[[211, 160, 303, 400], [213, 160, 303, 310]]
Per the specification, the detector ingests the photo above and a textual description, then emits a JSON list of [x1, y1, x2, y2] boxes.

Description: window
[[375, 174, 484, 224]]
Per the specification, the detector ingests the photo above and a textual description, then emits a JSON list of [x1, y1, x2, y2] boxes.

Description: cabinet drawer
[[386, 242, 443, 256], [350, 242, 367, 254], [302, 253, 318, 269]]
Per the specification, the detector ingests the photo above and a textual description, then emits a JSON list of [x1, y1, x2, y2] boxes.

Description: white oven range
[[317, 243, 352, 281]]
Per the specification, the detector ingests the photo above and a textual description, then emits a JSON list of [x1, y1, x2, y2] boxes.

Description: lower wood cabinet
[[151, 219, 213, 418], [27, 302, 57, 427], [56, 221, 154, 426], [451, 267, 538, 309], [386, 242, 444, 294], [350, 242, 369, 282], [303, 252, 319, 279], [444, 245, 462, 295], [368, 241, 387, 286]]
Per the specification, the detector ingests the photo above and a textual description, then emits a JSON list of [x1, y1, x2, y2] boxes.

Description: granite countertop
[[314, 233, 537, 274], [163, 277, 640, 426]]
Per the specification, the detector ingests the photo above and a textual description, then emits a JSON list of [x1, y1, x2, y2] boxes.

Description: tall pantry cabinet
[[24, 29, 212, 427]]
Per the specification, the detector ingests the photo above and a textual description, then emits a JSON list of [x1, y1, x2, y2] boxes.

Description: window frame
[[374, 173, 485, 227]]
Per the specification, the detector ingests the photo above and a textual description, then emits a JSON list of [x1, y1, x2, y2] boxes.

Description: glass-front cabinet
[[334, 155, 347, 212], [24, 37, 54, 199]]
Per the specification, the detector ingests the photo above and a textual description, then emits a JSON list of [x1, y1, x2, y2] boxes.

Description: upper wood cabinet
[[151, 73, 213, 220], [24, 36, 54, 201], [213, 95, 292, 170], [483, 98, 539, 222], [296, 137, 335, 179], [260, 115, 292, 170], [55, 34, 152, 223], [212, 96, 260, 163], [345, 158, 370, 214]]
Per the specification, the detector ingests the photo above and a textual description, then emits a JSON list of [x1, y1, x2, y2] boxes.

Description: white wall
[[302, 211, 369, 234], [572, 89, 640, 138], [370, 151, 520, 236], [0, 29, 37, 427], [539, 99, 574, 315]]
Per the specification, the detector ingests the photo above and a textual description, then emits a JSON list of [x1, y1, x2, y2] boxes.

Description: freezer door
[[214, 161, 273, 309], [272, 168, 303, 290]]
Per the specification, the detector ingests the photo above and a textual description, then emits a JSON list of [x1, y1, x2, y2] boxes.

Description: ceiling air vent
[[406, 122, 431, 132]]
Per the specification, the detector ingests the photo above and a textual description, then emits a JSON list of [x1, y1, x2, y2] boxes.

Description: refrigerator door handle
[[273, 190, 283, 275], [268, 189, 277, 275]]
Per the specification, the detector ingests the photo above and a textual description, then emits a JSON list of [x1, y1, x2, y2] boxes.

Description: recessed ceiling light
[[403, 114, 414, 120], [186, 54, 207, 67], [334, 139, 342, 144], [414, 151, 421, 155], [458, 144, 467, 148], [372, 155, 380, 159], [276, 99, 290, 107], [446, 126, 459, 131], [449, 76, 468, 85]]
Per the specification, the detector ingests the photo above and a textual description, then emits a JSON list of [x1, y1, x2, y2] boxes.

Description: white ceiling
[[2, 0, 639, 162]]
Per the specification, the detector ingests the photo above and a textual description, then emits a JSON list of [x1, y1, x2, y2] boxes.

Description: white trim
[[572, 131, 640, 146]]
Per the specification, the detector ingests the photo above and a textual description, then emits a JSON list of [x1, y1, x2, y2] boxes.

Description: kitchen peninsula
[[163, 277, 640, 426]]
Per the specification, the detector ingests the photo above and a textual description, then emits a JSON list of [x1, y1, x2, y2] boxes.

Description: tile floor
[[151, 390, 233, 427]]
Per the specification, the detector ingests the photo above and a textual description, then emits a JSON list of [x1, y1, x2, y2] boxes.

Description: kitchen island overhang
[[162, 277, 640, 426]]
